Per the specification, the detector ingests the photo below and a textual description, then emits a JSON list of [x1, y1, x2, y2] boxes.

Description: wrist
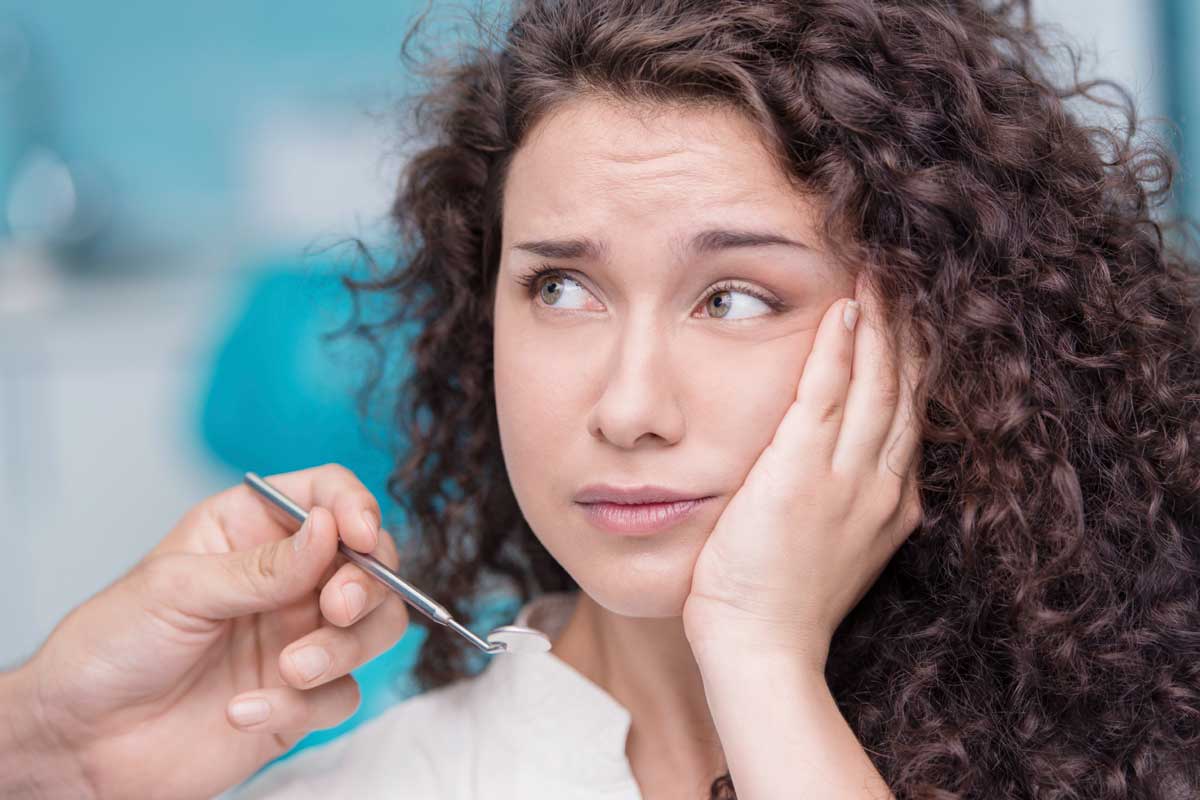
[[692, 642, 894, 799], [685, 618, 831, 677], [1, 660, 97, 799], [694, 637, 830, 689]]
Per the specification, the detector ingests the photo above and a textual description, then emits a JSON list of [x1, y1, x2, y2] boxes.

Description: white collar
[[471, 590, 635, 784]]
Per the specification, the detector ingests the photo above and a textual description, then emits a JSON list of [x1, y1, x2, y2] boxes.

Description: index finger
[[256, 463, 384, 552], [215, 463, 384, 554]]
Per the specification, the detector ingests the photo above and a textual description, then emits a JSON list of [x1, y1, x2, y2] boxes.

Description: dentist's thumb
[[140, 506, 340, 621]]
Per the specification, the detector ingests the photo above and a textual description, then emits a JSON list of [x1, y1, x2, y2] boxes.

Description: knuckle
[[878, 473, 904, 506], [322, 462, 355, 484], [139, 554, 189, 599], [878, 380, 901, 408], [334, 488, 372, 513], [247, 543, 280, 587], [350, 494, 384, 533], [817, 399, 843, 425]]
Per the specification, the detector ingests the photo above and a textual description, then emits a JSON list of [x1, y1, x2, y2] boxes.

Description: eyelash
[[515, 263, 789, 316]]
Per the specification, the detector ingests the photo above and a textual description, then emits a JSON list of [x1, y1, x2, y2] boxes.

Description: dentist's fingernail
[[229, 696, 271, 726], [289, 645, 330, 682], [342, 582, 366, 621], [293, 516, 312, 553], [843, 300, 861, 332], [360, 510, 379, 548]]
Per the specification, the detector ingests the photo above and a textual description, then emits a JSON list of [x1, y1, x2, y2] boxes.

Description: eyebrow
[[510, 227, 811, 261]]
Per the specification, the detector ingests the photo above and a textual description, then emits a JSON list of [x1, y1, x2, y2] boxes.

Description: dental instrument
[[243, 471, 552, 655]]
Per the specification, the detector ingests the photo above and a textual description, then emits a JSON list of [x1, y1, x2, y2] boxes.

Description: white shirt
[[225, 590, 642, 799]]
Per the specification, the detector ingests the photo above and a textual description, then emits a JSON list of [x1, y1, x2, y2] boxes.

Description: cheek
[[677, 333, 813, 479], [493, 321, 577, 512]]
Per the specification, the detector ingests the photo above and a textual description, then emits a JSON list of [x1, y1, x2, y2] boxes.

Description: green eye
[[539, 275, 563, 305], [530, 271, 594, 309], [700, 287, 774, 320], [518, 264, 785, 319], [707, 290, 732, 318]]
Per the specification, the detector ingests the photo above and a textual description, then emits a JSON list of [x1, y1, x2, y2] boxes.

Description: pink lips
[[573, 484, 715, 535], [578, 497, 713, 535]]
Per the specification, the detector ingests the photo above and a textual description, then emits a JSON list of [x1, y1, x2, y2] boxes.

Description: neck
[[551, 591, 727, 795]]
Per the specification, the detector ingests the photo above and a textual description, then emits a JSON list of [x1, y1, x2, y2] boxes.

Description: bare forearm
[[696, 649, 895, 800], [0, 664, 95, 799]]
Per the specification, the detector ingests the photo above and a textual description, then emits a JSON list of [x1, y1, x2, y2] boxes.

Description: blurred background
[[0, 0, 1193, 778]]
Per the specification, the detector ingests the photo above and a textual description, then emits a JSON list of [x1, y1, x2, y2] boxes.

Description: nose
[[586, 314, 686, 449]]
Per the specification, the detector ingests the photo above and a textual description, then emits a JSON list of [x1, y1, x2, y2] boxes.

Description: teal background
[[0, 0, 448, 245], [1159, 0, 1199, 219]]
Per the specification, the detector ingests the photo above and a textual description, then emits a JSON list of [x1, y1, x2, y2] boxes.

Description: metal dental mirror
[[243, 472, 553, 655]]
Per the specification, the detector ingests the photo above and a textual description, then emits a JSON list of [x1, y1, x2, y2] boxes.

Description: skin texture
[[492, 96, 856, 794]]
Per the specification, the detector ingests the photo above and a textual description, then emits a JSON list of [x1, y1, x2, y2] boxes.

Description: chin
[[586, 581, 691, 618], [550, 527, 704, 618]]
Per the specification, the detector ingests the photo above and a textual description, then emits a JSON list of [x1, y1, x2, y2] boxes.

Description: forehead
[[503, 97, 815, 235]]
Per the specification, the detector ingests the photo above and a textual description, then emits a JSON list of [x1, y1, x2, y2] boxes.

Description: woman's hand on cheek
[[682, 276, 924, 674]]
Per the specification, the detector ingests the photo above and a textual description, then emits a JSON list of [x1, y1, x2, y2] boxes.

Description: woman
[[241, 0, 1200, 796], [3, 0, 1197, 797]]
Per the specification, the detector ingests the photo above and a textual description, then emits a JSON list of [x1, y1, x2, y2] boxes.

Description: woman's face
[[493, 97, 854, 618]]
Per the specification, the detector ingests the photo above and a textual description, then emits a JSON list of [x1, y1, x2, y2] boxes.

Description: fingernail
[[229, 697, 271, 726], [843, 300, 861, 332], [360, 510, 379, 548], [342, 582, 366, 621], [293, 516, 311, 553], [289, 645, 330, 682]]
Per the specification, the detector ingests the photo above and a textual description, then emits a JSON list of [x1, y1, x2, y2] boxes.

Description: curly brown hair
[[331, 0, 1200, 796]]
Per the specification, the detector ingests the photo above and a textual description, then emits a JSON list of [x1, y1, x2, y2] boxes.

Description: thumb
[[152, 507, 339, 621]]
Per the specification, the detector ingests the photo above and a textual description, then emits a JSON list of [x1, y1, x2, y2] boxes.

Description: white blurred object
[[236, 99, 400, 250], [6, 146, 76, 239], [1035, 1, 1167, 134], [6, 146, 113, 247], [0, 239, 64, 314], [0, 268, 239, 668]]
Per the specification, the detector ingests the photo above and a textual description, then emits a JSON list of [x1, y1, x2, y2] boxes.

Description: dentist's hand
[[682, 276, 924, 673], [12, 463, 409, 800]]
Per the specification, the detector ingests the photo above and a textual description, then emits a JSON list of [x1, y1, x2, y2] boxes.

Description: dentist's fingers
[[274, 599, 410, 695], [237, 463, 384, 554], [225, 673, 361, 737], [178, 463, 386, 569], [318, 528, 402, 628], [145, 507, 341, 621], [277, 589, 411, 691], [328, 476, 382, 553]]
